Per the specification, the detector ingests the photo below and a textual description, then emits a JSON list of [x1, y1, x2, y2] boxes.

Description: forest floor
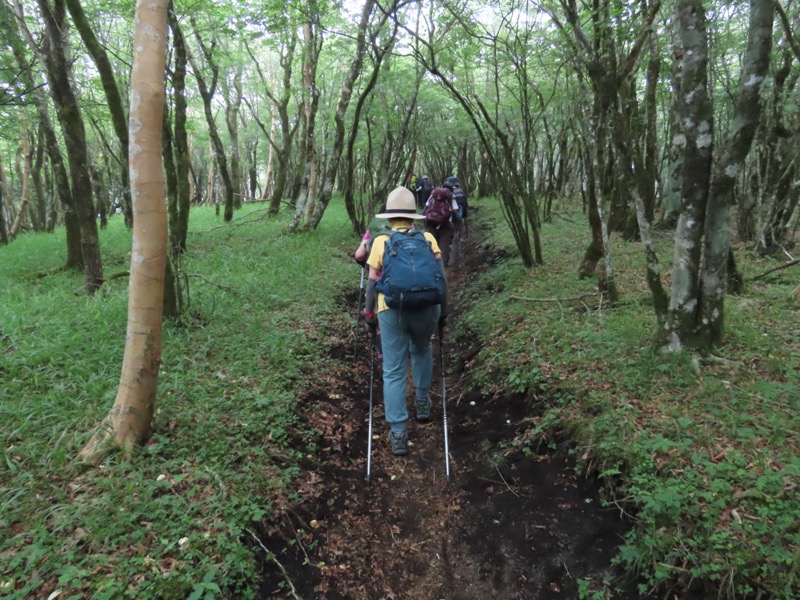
[[255, 222, 644, 599]]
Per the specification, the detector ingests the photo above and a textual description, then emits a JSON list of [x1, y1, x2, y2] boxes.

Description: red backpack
[[424, 187, 453, 229]]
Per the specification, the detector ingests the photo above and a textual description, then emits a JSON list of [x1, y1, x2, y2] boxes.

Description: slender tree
[[0, 172, 7, 246], [17, 0, 104, 293], [342, 15, 402, 233], [80, 0, 168, 462], [167, 4, 191, 253], [9, 129, 31, 238], [245, 35, 298, 216], [222, 63, 244, 211], [304, 0, 379, 231], [65, 0, 133, 227], [7, 1, 82, 262], [293, 5, 323, 224], [665, 0, 773, 350], [696, 0, 774, 346], [189, 17, 235, 221]]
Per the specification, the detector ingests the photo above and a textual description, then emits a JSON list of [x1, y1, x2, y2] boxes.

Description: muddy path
[[256, 214, 642, 599]]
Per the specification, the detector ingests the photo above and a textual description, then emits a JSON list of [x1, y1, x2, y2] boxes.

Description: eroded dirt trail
[[257, 218, 639, 599]]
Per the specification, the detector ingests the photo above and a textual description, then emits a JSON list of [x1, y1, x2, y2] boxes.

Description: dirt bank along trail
[[255, 210, 641, 600]]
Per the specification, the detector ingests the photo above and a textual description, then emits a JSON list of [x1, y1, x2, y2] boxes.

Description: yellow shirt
[[367, 220, 441, 313]]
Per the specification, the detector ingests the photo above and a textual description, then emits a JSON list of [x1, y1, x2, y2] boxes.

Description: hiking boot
[[388, 430, 408, 456], [414, 396, 432, 422]]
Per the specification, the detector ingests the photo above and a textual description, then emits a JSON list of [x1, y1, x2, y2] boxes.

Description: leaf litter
[[253, 223, 648, 600]]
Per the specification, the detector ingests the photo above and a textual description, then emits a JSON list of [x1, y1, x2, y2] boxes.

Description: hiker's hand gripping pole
[[439, 323, 450, 481]]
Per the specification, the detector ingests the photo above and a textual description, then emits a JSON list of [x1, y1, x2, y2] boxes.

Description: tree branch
[[509, 292, 605, 302], [750, 259, 800, 280], [776, 1, 800, 62]]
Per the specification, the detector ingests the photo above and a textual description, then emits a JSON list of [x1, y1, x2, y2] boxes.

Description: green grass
[[0, 203, 361, 598], [457, 199, 800, 599]]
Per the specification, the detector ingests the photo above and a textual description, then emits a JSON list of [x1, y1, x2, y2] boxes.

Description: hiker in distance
[[423, 184, 459, 269], [364, 187, 448, 456], [444, 176, 469, 271], [415, 175, 434, 210]]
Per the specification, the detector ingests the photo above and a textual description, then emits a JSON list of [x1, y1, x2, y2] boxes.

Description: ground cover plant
[[458, 200, 800, 598], [0, 203, 358, 599]]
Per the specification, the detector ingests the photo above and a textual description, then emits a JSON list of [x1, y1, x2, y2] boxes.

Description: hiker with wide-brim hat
[[364, 187, 448, 456]]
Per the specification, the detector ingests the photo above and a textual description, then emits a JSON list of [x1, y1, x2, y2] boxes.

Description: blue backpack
[[376, 228, 444, 310]]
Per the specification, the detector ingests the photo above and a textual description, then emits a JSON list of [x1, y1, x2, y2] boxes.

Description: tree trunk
[[9, 132, 31, 238], [0, 176, 7, 246], [189, 21, 234, 222], [167, 4, 190, 253], [755, 50, 795, 252], [224, 65, 243, 215], [248, 140, 258, 201], [305, 0, 377, 230], [188, 131, 198, 204], [206, 153, 215, 207], [556, 0, 660, 278], [30, 125, 47, 231], [10, 36, 80, 259], [297, 15, 321, 223], [160, 104, 179, 319], [31, 0, 103, 293], [260, 37, 298, 215], [612, 95, 669, 323], [642, 36, 660, 223], [698, 0, 774, 346], [665, 0, 713, 350], [658, 1, 684, 229], [342, 20, 395, 232], [47, 163, 61, 233], [65, 0, 133, 228], [578, 142, 606, 278], [90, 164, 107, 229], [0, 148, 9, 218], [262, 106, 276, 201], [80, 0, 168, 463]]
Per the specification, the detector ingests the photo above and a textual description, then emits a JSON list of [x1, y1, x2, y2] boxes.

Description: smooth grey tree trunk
[[291, 15, 322, 228], [666, 0, 713, 350], [659, 1, 685, 229], [699, 0, 774, 346]]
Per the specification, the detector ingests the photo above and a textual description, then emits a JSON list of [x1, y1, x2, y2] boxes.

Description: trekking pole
[[366, 330, 376, 482], [353, 266, 365, 361], [439, 323, 451, 481]]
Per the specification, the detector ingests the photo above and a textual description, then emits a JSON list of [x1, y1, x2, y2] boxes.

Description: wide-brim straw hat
[[375, 187, 425, 220]]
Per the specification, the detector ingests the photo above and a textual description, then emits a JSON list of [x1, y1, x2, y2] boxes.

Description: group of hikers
[[413, 175, 469, 272], [354, 176, 469, 458]]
